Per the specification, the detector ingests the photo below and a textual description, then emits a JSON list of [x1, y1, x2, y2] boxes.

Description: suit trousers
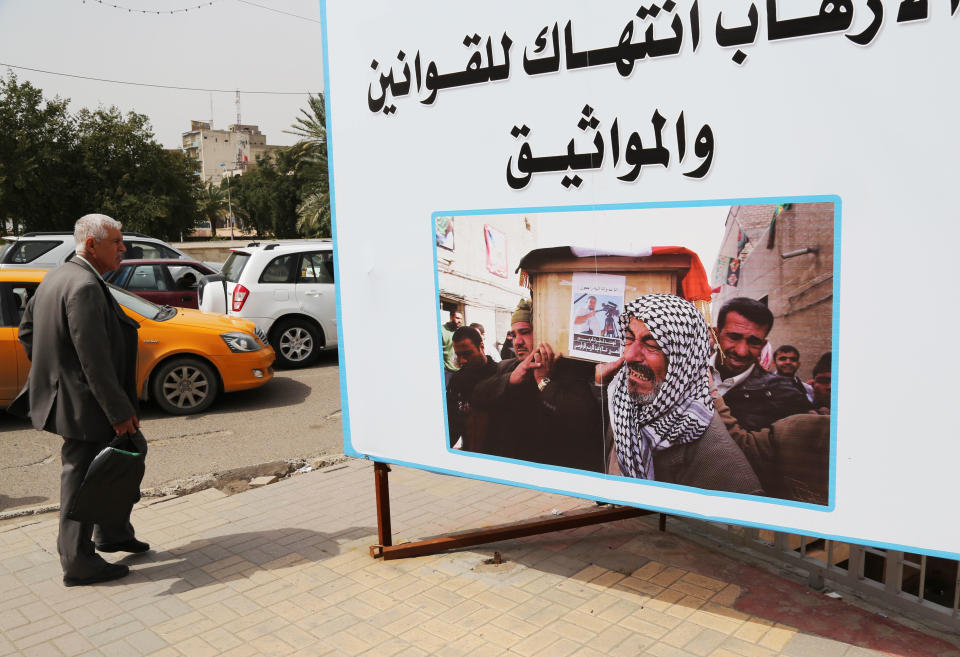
[[59, 439, 137, 578]]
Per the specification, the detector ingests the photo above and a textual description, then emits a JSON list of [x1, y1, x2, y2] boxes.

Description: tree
[[284, 94, 330, 239], [198, 181, 228, 239], [0, 72, 82, 234], [73, 107, 199, 240], [296, 187, 331, 238], [0, 72, 201, 238]]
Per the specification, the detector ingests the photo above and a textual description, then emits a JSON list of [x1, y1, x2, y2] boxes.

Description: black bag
[[67, 431, 148, 525], [723, 372, 814, 431]]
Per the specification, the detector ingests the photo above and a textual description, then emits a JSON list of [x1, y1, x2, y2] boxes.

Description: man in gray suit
[[11, 214, 149, 586]]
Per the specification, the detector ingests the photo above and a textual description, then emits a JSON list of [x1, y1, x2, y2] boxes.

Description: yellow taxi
[[0, 268, 274, 415]]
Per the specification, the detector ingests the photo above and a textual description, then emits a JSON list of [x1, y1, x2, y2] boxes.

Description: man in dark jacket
[[712, 298, 812, 431], [773, 344, 815, 403], [446, 325, 497, 448], [10, 214, 149, 586], [469, 300, 606, 472]]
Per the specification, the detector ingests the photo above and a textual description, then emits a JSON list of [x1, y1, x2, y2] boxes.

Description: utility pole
[[220, 162, 235, 240]]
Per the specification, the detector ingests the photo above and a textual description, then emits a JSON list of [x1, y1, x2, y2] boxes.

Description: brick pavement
[[1, 459, 958, 656]]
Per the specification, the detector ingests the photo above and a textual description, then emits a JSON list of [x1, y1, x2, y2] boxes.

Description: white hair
[[74, 214, 122, 250]]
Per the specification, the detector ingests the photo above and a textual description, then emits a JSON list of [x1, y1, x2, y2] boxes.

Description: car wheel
[[151, 357, 218, 415], [271, 318, 321, 368]]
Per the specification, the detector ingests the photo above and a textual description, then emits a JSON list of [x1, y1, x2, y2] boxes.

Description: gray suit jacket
[[10, 257, 140, 442]]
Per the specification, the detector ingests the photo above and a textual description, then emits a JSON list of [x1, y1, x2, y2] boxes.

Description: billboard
[[322, 0, 960, 559]]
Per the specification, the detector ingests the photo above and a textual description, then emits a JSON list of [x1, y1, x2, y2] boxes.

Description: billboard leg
[[370, 493, 654, 561], [369, 462, 392, 558]]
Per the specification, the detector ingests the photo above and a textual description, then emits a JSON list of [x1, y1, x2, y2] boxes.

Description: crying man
[[606, 294, 763, 496]]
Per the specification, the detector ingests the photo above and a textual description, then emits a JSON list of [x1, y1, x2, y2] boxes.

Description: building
[[436, 215, 538, 351], [181, 121, 283, 183], [712, 202, 834, 382]]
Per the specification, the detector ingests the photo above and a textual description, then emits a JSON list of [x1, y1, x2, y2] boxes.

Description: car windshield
[[220, 252, 250, 282], [107, 282, 176, 321]]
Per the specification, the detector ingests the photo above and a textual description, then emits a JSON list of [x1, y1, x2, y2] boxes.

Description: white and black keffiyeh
[[609, 294, 714, 479]]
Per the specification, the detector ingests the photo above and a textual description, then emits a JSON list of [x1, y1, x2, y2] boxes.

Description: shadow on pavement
[[123, 526, 374, 595], [0, 414, 32, 433], [0, 493, 49, 511]]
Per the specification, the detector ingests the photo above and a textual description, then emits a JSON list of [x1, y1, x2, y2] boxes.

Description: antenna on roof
[[235, 90, 245, 171]]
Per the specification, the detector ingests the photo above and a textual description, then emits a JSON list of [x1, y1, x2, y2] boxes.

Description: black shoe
[[95, 538, 150, 554], [63, 563, 130, 587]]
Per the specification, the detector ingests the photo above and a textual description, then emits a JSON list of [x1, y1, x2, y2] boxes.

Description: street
[[0, 350, 343, 514]]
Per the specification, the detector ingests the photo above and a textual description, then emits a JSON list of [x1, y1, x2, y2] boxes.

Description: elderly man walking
[[10, 214, 149, 586], [606, 294, 762, 495]]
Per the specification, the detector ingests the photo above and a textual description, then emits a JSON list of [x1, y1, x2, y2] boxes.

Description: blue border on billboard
[[320, 0, 359, 460], [320, 6, 958, 560], [433, 196, 838, 514]]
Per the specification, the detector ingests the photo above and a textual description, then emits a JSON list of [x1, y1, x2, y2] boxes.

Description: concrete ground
[[1, 459, 958, 657]]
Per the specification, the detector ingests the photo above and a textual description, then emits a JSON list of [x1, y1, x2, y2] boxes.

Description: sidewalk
[[1, 459, 958, 657]]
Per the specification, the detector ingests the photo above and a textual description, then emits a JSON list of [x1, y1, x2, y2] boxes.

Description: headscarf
[[608, 294, 715, 479]]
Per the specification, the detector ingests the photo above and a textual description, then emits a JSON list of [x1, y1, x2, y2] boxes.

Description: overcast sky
[[0, 0, 324, 149]]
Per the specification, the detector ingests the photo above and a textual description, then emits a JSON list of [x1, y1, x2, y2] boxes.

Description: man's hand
[[113, 415, 140, 436], [706, 369, 722, 400], [595, 357, 624, 386], [508, 343, 557, 386], [530, 343, 556, 386]]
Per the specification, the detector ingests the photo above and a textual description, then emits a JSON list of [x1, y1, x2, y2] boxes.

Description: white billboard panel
[[322, 0, 960, 558]]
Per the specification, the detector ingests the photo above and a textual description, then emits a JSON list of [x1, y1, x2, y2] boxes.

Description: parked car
[[0, 268, 274, 415], [0, 232, 221, 271], [104, 259, 217, 309], [198, 241, 336, 368]]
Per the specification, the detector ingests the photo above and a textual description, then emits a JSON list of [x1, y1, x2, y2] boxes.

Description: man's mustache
[[626, 361, 655, 381]]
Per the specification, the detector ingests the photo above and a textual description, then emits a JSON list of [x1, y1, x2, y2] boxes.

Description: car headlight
[[221, 332, 262, 353]]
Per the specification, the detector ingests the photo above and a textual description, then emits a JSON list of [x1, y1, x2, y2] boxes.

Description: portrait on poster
[[568, 273, 625, 362]]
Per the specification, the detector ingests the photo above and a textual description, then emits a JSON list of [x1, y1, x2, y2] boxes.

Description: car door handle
[[304, 290, 323, 297]]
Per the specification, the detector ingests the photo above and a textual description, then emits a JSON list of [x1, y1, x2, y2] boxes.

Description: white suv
[[198, 241, 336, 368], [0, 231, 209, 269]]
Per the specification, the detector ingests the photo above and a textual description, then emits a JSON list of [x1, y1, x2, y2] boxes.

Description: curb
[[0, 453, 350, 522]]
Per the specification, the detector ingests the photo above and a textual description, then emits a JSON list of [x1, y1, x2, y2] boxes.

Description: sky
[[0, 0, 325, 150]]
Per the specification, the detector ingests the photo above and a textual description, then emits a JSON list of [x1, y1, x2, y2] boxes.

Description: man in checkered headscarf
[[607, 294, 762, 494]]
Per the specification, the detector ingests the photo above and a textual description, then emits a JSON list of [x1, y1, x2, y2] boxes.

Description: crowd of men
[[443, 295, 832, 505]]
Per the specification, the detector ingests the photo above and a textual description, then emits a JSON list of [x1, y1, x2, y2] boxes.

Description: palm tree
[[296, 188, 330, 238], [285, 94, 330, 238], [198, 181, 228, 238], [285, 94, 326, 156]]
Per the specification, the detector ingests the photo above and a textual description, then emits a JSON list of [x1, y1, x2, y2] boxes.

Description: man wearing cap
[[468, 300, 606, 472], [605, 294, 762, 494]]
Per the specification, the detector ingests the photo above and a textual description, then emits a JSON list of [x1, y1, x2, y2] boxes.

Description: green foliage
[[0, 71, 200, 238], [229, 147, 305, 239], [198, 181, 229, 239], [0, 73, 82, 234], [284, 94, 330, 239], [1, 74, 331, 242]]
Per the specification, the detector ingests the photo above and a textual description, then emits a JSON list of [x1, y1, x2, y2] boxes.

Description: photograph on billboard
[[441, 201, 835, 508]]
